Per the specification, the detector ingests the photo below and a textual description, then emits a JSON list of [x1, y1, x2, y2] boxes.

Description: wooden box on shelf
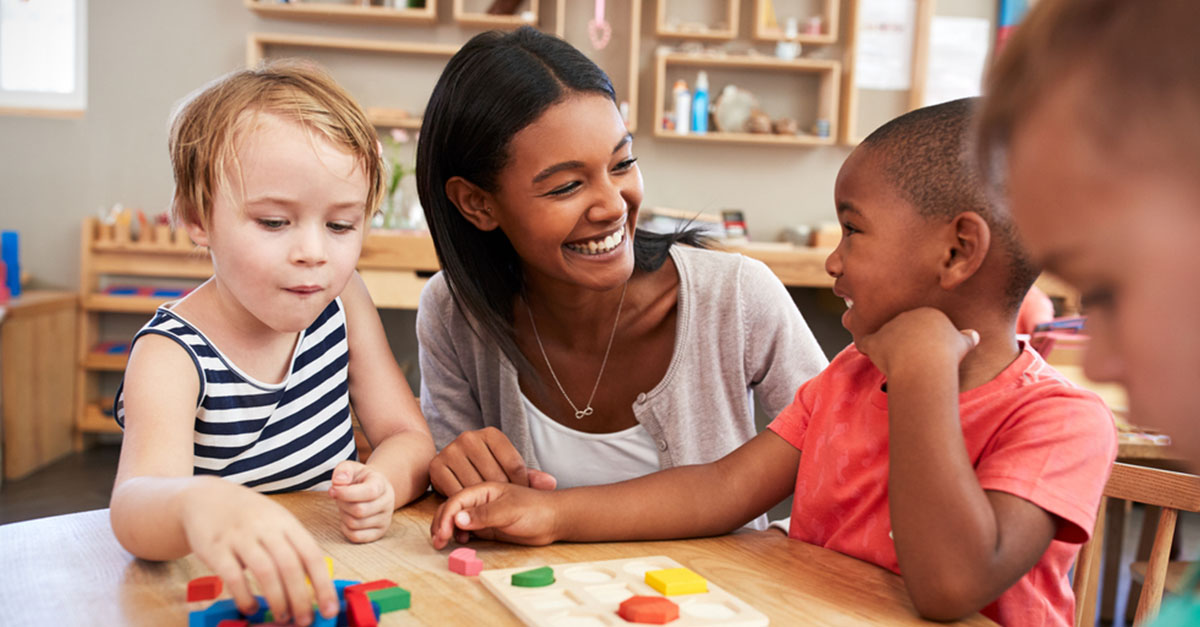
[[453, 0, 539, 29], [753, 0, 838, 44], [245, 0, 437, 25], [652, 50, 840, 146], [74, 217, 212, 448], [656, 0, 739, 41]]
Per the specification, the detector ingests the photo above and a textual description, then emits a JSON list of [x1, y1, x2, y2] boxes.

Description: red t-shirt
[[768, 344, 1117, 626]]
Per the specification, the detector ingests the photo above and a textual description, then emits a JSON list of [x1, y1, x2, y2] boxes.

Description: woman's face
[[485, 93, 642, 294]]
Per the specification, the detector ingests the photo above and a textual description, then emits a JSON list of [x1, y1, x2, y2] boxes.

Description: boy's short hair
[[977, 0, 1200, 190], [169, 60, 384, 228], [860, 97, 1038, 312]]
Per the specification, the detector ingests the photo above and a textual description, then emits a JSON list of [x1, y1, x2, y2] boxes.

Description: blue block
[[312, 606, 338, 627], [152, 288, 186, 297], [336, 599, 349, 627], [2, 231, 20, 298], [334, 579, 362, 600], [244, 595, 270, 623], [187, 598, 240, 627], [107, 286, 139, 296]]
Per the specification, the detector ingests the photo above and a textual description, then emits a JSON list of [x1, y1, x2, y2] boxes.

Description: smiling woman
[[415, 27, 828, 517]]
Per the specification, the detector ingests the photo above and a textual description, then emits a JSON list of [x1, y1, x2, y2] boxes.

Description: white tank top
[[523, 395, 660, 489]]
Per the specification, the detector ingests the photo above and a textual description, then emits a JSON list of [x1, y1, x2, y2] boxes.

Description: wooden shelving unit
[[652, 51, 841, 146], [752, 0, 839, 44], [245, 0, 437, 25], [656, 0, 739, 41], [452, 0, 539, 29]]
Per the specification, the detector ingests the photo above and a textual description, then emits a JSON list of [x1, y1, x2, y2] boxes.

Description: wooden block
[[645, 567, 708, 596], [449, 547, 484, 576], [187, 575, 222, 602], [618, 595, 679, 624], [367, 586, 411, 612], [511, 566, 555, 588]]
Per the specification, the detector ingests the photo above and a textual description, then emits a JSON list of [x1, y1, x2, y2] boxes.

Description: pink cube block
[[448, 547, 483, 576]]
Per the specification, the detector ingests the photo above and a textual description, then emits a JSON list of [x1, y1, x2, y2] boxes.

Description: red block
[[215, 621, 248, 627], [618, 596, 679, 624], [187, 575, 223, 602], [345, 580, 396, 627]]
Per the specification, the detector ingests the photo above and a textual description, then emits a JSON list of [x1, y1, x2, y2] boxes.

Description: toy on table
[[619, 596, 680, 624], [449, 547, 484, 576], [187, 561, 410, 627], [478, 555, 768, 626], [103, 285, 191, 298]]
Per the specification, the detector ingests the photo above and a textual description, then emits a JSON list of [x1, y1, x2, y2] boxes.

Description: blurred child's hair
[[976, 0, 1200, 192], [860, 97, 1038, 312], [168, 59, 384, 228]]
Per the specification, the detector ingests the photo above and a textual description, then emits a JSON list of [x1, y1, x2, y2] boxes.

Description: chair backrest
[[1074, 462, 1200, 627]]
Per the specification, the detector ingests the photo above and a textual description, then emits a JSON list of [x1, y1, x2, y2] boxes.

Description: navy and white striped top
[[114, 298, 357, 493]]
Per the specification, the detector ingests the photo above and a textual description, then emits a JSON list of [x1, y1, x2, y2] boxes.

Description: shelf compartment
[[80, 403, 123, 436], [365, 107, 423, 129], [656, 0, 740, 41], [753, 0, 839, 45], [245, 0, 437, 25], [82, 352, 129, 372], [652, 51, 840, 146], [452, 0, 539, 29], [83, 295, 174, 314]]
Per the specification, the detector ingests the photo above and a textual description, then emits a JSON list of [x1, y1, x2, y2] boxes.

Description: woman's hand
[[429, 482, 561, 549], [179, 478, 339, 626], [327, 460, 396, 543], [429, 427, 557, 496]]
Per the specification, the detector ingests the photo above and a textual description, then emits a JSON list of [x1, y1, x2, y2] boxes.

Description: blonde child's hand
[[429, 482, 559, 549], [856, 307, 980, 378], [327, 460, 396, 543], [180, 478, 340, 626], [429, 427, 558, 496]]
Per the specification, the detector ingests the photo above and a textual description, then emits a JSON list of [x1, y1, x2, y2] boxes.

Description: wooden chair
[[1073, 462, 1200, 626]]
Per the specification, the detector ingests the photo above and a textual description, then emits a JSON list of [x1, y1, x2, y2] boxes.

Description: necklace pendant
[[575, 406, 594, 420]]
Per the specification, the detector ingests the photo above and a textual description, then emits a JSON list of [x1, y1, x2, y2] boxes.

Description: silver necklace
[[526, 281, 628, 420]]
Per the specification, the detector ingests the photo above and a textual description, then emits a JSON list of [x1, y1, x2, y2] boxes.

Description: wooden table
[[0, 493, 995, 625]]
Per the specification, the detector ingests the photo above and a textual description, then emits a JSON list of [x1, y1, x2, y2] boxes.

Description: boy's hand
[[429, 427, 557, 496], [327, 460, 396, 543], [429, 482, 560, 549], [856, 307, 980, 378], [180, 479, 340, 626]]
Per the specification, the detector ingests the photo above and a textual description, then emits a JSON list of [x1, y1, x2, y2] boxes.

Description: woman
[[415, 28, 826, 522]]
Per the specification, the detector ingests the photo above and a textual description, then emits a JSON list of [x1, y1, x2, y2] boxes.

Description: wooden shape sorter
[[479, 555, 769, 626]]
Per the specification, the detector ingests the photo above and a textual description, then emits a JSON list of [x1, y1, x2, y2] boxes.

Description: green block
[[511, 566, 555, 588], [367, 586, 411, 612]]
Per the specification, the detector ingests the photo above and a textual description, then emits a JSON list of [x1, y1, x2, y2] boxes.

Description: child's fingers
[[329, 477, 386, 505], [430, 486, 493, 548], [260, 534, 315, 626], [330, 460, 364, 489], [287, 528, 340, 618], [201, 549, 259, 619], [340, 512, 391, 543], [235, 539, 291, 624]]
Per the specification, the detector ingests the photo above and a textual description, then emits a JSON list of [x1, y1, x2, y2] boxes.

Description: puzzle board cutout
[[479, 555, 769, 626]]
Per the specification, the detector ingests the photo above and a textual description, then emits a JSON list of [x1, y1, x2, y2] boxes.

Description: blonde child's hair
[[168, 59, 385, 228], [976, 0, 1200, 188]]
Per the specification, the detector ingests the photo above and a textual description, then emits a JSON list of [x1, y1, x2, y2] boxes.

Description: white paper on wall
[[854, 0, 917, 91], [922, 16, 991, 106]]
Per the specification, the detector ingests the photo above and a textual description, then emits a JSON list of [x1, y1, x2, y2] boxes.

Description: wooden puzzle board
[[479, 555, 769, 626]]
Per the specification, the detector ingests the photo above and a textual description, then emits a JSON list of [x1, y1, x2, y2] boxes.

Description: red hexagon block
[[617, 596, 679, 624]]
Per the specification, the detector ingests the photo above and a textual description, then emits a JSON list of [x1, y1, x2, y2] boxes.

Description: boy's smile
[[826, 147, 945, 344]]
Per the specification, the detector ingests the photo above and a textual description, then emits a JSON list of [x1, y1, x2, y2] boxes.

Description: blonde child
[[110, 61, 435, 626], [431, 98, 1118, 625]]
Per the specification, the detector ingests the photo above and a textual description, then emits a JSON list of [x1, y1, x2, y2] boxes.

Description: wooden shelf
[[83, 352, 128, 372], [247, 32, 460, 66], [656, 0, 739, 41], [452, 0, 539, 30], [365, 107, 423, 129], [79, 403, 122, 436], [752, 0, 838, 44], [83, 295, 174, 314], [653, 51, 840, 145], [245, 0, 436, 25]]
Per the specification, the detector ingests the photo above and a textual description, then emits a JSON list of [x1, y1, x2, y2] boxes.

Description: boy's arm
[[112, 335, 339, 624], [431, 430, 800, 547], [860, 308, 1057, 621], [341, 273, 436, 508]]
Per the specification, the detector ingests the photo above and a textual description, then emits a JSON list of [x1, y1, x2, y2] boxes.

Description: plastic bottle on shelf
[[692, 71, 709, 134], [776, 17, 801, 60], [672, 80, 691, 135]]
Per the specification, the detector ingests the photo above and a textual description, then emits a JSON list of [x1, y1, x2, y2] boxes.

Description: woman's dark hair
[[417, 26, 707, 373]]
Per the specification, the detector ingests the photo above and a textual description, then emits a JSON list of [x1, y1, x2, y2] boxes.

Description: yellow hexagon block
[[644, 567, 708, 596]]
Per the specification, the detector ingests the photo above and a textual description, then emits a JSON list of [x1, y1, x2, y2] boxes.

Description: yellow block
[[645, 567, 708, 596]]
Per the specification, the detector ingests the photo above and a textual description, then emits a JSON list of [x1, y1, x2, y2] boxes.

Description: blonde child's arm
[[329, 273, 435, 541], [110, 335, 339, 625], [857, 308, 1057, 621], [430, 430, 799, 548]]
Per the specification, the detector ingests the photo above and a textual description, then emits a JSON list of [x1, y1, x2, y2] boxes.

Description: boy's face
[[826, 147, 946, 344], [1008, 80, 1200, 465], [189, 112, 367, 334]]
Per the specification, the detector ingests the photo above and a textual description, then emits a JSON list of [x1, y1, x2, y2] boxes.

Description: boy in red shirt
[[429, 98, 1118, 625]]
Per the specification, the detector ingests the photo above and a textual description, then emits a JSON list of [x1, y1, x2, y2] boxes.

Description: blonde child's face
[[825, 147, 946, 344], [189, 112, 368, 334], [1008, 79, 1200, 465]]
